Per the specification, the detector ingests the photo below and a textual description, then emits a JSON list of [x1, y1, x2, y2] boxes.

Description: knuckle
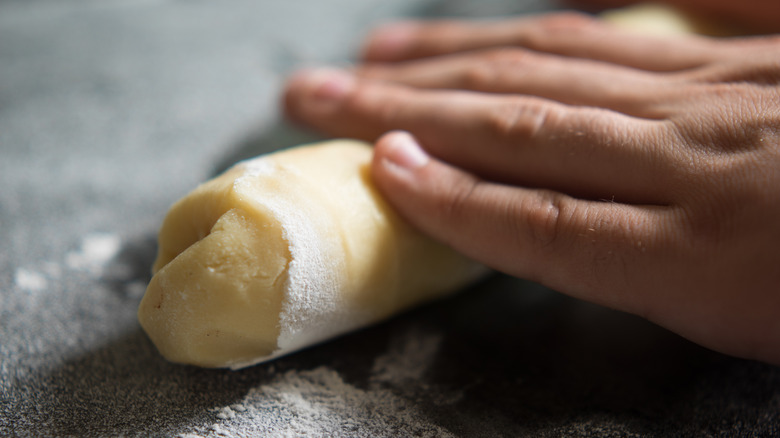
[[421, 20, 470, 51], [672, 85, 779, 155], [523, 12, 599, 49], [347, 83, 399, 125], [486, 98, 553, 141], [439, 179, 479, 226], [463, 49, 533, 88], [521, 190, 567, 247], [674, 201, 729, 255], [344, 82, 373, 112], [462, 62, 497, 89]]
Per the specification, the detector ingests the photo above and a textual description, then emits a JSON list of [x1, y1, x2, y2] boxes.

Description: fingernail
[[291, 67, 355, 101], [384, 131, 429, 169], [366, 22, 417, 59]]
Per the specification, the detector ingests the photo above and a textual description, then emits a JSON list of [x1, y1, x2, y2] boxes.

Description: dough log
[[138, 140, 485, 369]]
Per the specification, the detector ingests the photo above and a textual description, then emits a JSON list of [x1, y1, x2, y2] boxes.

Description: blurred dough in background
[[601, 3, 742, 36]]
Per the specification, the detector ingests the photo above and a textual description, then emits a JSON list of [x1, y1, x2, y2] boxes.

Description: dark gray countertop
[[2, 1, 779, 436]]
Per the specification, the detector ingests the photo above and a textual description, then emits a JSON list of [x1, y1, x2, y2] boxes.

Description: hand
[[283, 13, 780, 364]]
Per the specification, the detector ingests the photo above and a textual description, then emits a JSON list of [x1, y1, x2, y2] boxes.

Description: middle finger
[[358, 48, 683, 119]]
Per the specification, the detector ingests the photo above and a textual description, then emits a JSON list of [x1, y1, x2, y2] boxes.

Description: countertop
[[2, 0, 779, 436]]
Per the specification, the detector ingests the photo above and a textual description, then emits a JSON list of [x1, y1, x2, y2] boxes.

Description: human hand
[[283, 13, 780, 364]]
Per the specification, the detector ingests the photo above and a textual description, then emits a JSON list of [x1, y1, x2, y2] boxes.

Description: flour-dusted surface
[[2, 0, 780, 437], [196, 328, 458, 437]]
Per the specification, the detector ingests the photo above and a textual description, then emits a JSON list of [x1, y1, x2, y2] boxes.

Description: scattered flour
[[13, 232, 132, 296], [371, 328, 443, 385], [125, 279, 148, 299], [14, 267, 48, 292], [206, 366, 454, 438], [66, 232, 121, 274], [190, 327, 461, 437]]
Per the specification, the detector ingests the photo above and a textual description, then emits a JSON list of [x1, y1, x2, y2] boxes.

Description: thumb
[[370, 131, 509, 269], [370, 130, 648, 309]]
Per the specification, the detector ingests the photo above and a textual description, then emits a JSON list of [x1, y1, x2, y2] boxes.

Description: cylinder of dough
[[138, 139, 485, 369]]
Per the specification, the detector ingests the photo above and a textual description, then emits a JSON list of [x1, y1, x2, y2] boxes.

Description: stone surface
[[2, 1, 779, 437]]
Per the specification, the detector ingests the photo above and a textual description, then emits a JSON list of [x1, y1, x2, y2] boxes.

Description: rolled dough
[[138, 140, 485, 369]]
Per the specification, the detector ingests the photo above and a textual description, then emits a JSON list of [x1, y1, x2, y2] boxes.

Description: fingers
[[357, 48, 680, 119], [371, 131, 670, 312], [682, 41, 780, 85], [284, 69, 676, 204], [363, 13, 718, 71]]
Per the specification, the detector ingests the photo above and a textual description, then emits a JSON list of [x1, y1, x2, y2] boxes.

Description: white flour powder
[[14, 233, 122, 290], [66, 232, 121, 274], [14, 267, 48, 292], [185, 327, 460, 437]]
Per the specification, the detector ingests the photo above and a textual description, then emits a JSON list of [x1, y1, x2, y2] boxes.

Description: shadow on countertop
[[10, 274, 780, 437]]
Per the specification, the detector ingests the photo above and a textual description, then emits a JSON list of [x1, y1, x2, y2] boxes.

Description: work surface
[[2, 0, 779, 436]]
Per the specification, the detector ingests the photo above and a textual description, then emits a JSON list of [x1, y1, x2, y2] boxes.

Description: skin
[[283, 12, 780, 364]]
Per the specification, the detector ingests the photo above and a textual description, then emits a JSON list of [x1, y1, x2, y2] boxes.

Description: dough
[[138, 140, 485, 369], [601, 3, 737, 37]]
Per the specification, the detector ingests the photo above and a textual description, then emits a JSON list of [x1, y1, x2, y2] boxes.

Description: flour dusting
[[190, 326, 460, 437], [371, 328, 443, 385], [13, 233, 129, 296], [66, 232, 121, 274], [14, 268, 48, 292], [205, 366, 454, 438], [371, 327, 465, 407], [125, 280, 147, 299]]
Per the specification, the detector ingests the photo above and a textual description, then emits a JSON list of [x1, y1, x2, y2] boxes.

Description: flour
[[125, 279, 147, 299], [14, 233, 126, 295], [371, 328, 443, 385], [187, 327, 461, 437], [204, 366, 454, 438], [14, 267, 48, 292], [65, 232, 121, 274], [230, 156, 361, 368]]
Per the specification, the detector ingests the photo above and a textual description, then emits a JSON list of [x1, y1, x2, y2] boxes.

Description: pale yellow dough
[[601, 3, 738, 37], [138, 140, 484, 369]]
